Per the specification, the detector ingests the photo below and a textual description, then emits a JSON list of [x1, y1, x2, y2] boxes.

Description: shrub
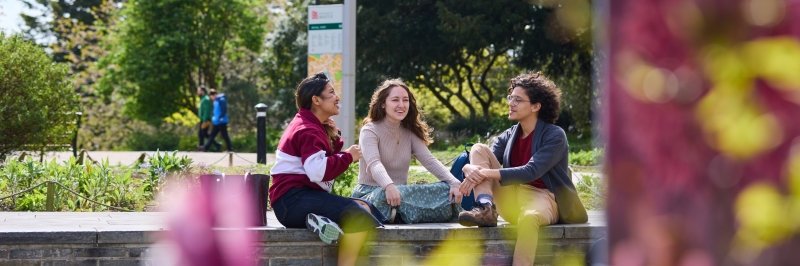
[[178, 135, 199, 151], [575, 174, 605, 211], [230, 134, 257, 153], [569, 148, 603, 166], [0, 33, 80, 161], [122, 130, 180, 151], [139, 150, 193, 196], [0, 157, 144, 211], [331, 163, 358, 197]]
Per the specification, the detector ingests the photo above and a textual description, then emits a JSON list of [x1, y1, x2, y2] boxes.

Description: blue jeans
[[273, 187, 383, 233]]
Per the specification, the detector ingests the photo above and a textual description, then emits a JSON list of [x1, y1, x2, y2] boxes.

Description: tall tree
[[264, 0, 594, 135], [261, 0, 312, 127], [19, 0, 105, 62], [0, 33, 80, 160], [98, 0, 266, 125], [357, 0, 593, 131]]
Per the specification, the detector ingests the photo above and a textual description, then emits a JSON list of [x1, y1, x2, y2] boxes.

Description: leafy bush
[[0, 157, 144, 211], [575, 174, 605, 211], [122, 131, 180, 151], [230, 134, 257, 153], [178, 135, 200, 151], [567, 133, 596, 153], [331, 163, 359, 197], [0, 152, 276, 212], [230, 129, 283, 153], [0, 33, 80, 161], [569, 148, 603, 166], [139, 150, 193, 196]]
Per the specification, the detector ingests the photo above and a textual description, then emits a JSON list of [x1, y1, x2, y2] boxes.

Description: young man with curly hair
[[457, 71, 588, 265]]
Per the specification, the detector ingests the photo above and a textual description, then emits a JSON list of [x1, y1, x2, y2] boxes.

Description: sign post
[[308, 4, 354, 146]]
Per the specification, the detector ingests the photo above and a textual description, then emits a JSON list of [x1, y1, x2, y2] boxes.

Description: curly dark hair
[[508, 71, 562, 124]]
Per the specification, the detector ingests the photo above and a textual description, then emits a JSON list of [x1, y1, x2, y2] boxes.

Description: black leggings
[[273, 187, 380, 233]]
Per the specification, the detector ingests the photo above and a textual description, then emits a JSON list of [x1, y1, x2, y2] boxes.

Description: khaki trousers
[[470, 144, 559, 266]]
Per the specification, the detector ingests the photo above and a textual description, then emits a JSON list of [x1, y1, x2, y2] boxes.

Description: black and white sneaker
[[306, 213, 344, 244]]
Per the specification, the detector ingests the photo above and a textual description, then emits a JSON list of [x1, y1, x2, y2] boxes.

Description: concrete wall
[[0, 224, 604, 266]]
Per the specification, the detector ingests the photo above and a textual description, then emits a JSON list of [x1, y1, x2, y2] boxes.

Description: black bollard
[[72, 112, 82, 158], [254, 103, 268, 164]]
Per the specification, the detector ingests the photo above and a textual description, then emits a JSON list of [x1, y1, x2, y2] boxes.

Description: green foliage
[[98, 0, 267, 125], [575, 174, 605, 211], [0, 157, 144, 211], [266, 0, 595, 138], [331, 163, 359, 197], [567, 133, 596, 153], [512, 1, 596, 136], [122, 131, 181, 151], [230, 135, 257, 153], [231, 135, 258, 153], [224, 80, 262, 136], [0, 153, 277, 212], [260, 0, 312, 127], [19, 0, 107, 63], [569, 148, 603, 166], [0, 33, 80, 161], [178, 135, 200, 151], [140, 150, 193, 196]]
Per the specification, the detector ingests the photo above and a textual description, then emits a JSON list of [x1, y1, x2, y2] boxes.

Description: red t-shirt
[[510, 131, 547, 189]]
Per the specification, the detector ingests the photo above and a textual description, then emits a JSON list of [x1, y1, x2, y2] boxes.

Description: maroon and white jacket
[[269, 109, 354, 204]]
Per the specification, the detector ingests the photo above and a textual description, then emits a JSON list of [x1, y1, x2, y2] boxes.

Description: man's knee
[[469, 143, 493, 161], [518, 210, 548, 228]]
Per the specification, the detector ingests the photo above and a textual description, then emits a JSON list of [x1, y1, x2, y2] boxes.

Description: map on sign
[[308, 53, 343, 96], [308, 4, 344, 96]]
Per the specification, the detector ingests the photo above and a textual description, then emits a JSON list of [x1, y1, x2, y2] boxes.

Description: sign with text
[[308, 4, 343, 96]]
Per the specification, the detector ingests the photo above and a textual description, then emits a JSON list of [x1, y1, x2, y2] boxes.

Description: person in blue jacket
[[203, 89, 234, 152]]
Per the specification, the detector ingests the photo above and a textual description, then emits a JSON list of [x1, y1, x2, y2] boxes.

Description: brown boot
[[458, 202, 498, 227]]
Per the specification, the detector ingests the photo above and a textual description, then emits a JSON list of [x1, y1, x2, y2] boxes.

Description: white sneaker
[[306, 213, 343, 244]]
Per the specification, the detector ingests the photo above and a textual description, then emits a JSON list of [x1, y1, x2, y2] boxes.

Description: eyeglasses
[[506, 95, 530, 107]]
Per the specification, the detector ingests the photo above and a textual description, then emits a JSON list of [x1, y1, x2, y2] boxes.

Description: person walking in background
[[203, 89, 233, 152], [352, 78, 462, 224], [457, 71, 587, 265], [197, 85, 218, 151]]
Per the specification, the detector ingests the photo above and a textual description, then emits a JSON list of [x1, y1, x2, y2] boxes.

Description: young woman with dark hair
[[269, 72, 383, 266]]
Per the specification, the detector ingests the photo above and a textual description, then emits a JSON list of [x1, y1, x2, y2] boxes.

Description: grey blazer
[[493, 119, 588, 224]]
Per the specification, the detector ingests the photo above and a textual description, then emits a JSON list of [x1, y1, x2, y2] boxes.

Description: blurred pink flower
[[153, 178, 258, 266]]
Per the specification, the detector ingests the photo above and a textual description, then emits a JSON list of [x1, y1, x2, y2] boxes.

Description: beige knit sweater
[[358, 120, 461, 189]]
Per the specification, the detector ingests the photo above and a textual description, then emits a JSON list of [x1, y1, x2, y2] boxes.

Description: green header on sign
[[309, 23, 343, 30]]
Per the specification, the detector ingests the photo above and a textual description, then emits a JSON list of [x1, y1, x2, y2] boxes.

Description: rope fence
[[570, 166, 606, 199], [208, 153, 230, 166], [0, 180, 134, 212], [233, 152, 258, 165]]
